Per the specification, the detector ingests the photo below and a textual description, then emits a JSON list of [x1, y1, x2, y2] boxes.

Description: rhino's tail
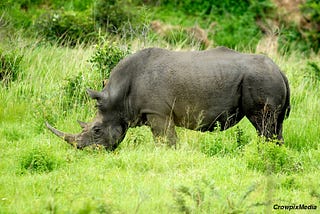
[[281, 71, 291, 119]]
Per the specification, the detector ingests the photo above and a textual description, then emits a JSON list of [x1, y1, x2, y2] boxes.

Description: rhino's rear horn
[[45, 122, 77, 144], [77, 120, 88, 129]]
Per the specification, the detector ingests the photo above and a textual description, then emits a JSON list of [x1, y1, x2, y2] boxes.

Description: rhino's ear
[[87, 88, 108, 110], [102, 79, 109, 88], [87, 89, 106, 101]]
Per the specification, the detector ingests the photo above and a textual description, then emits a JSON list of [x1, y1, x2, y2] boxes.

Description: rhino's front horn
[[45, 122, 77, 145]]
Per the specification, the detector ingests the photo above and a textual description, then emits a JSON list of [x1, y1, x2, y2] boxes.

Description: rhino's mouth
[[45, 122, 78, 148]]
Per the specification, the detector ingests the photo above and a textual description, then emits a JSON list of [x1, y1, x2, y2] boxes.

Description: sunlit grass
[[0, 36, 319, 213]]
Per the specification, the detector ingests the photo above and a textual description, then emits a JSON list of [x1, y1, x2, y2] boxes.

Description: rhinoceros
[[46, 47, 290, 150]]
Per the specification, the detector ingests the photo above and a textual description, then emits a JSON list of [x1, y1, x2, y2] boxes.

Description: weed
[[122, 127, 151, 149], [300, 0, 320, 53], [199, 124, 240, 157], [280, 176, 300, 189], [34, 10, 97, 46], [244, 139, 303, 174], [172, 179, 267, 213], [0, 49, 23, 85], [1, 127, 26, 142], [162, 27, 209, 50], [306, 61, 320, 84], [236, 126, 249, 149], [19, 148, 61, 174], [0, 2, 319, 213], [310, 189, 320, 202], [89, 40, 131, 79], [94, 0, 150, 38], [62, 72, 92, 108], [172, 179, 216, 213], [200, 134, 226, 157]]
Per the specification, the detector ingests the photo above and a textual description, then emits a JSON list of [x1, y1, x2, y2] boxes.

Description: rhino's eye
[[92, 126, 102, 135]]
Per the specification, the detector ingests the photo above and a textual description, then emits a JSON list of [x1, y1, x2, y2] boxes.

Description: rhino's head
[[45, 89, 126, 150]]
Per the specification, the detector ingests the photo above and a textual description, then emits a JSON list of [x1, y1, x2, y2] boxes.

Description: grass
[[1, 34, 320, 213]]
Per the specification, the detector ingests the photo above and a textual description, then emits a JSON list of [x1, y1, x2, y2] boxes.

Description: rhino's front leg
[[147, 114, 177, 148]]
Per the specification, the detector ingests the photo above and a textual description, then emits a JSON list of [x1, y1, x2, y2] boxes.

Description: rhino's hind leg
[[246, 104, 284, 143], [147, 114, 177, 147]]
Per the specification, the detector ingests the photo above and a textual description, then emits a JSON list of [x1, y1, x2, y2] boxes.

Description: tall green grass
[[0, 36, 319, 213]]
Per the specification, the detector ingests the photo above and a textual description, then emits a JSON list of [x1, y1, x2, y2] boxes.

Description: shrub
[[157, 0, 252, 16], [172, 179, 263, 213], [0, 0, 43, 11], [19, 148, 61, 174], [147, 0, 274, 51], [94, 0, 150, 38], [278, 0, 320, 54], [60, 41, 130, 109], [199, 125, 248, 157], [172, 179, 216, 213], [200, 134, 229, 157], [210, 1, 273, 50], [89, 40, 131, 79], [235, 126, 250, 149], [1, 126, 26, 142], [199, 134, 237, 157], [62, 72, 91, 108], [213, 13, 262, 51], [306, 61, 320, 84], [160, 26, 210, 50], [300, 0, 320, 53], [50, 0, 95, 11], [244, 140, 303, 174], [0, 49, 23, 85], [34, 10, 97, 46]]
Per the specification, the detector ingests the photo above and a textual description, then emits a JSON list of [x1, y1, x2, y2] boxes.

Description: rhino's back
[[132, 47, 280, 104], [110, 47, 286, 130]]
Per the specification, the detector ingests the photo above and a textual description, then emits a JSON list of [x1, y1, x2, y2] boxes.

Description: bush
[[50, 0, 95, 11], [244, 140, 303, 174], [0, 0, 94, 11], [199, 125, 248, 157], [60, 41, 130, 109], [89, 40, 131, 79], [173, 179, 216, 213], [200, 134, 232, 157], [19, 148, 61, 174], [209, 0, 273, 50], [213, 14, 261, 50], [161, 27, 210, 50], [62, 72, 92, 109], [34, 10, 97, 46], [300, 0, 320, 53], [94, 0, 150, 38], [0, 0, 44, 9], [172, 179, 262, 213], [199, 133, 236, 157], [305, 61, 320, 84], [148, 0, 274, 51], [0, 49, 23, 85], [157, 0, 252, 16], [278, 0, 320, 54]]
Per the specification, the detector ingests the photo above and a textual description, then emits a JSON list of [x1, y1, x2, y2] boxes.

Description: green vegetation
[[89, 39, 131, 79], [2, 0, 319, 53], [0, 49, 23, 85], [34, 10, 97, 46], [0, 0, 319, 213]]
